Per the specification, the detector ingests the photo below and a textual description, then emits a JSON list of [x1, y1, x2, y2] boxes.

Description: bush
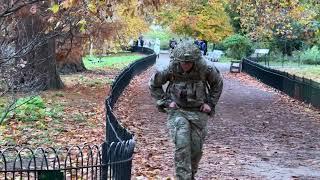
[[213, 42, 226, 51], [1, 96, 64, 123], [252, 41, 272, 50], [271, 21, 305, 56], [271, 37, 302, 56], [14, 96, 46, 122], [222, 34, 252, 60], [299, 46, 320, 65], [268, 49, 286, 62]]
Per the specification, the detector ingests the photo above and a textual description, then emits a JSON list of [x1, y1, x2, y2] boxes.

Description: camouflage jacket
[[149, 59, 223, 113]]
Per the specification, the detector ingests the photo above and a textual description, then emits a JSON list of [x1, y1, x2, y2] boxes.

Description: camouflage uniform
[[149, 42, 223, 179]]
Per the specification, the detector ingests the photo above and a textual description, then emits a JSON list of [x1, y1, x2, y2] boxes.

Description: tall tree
[[0, 1, 66, 123], [0, 0, 161, 123], [53, 0, 151, 72], [15, 4, 64, 90], [156, 0, 233, 42], [231, 0, 317, 42]]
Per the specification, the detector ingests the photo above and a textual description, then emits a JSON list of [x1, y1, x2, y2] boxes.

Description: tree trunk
[[56, 37, 87, 74], [16, 14, 63, 91]]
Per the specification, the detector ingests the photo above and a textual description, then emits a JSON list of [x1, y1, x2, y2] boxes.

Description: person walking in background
[[148, 40, 152, 48], [202, 40, 208, 56], [194, 39, 200, 48], [199, 40, 207, 56], [169, 38, 177, 49], [154, 38, 161, 59], [169, 38, 177, 57], [149, 42, 223, 179], [139, 36, 144, 47], [199, 40, 205, 55], [138, 35, 144, 52], [128, 38, 134, 52]]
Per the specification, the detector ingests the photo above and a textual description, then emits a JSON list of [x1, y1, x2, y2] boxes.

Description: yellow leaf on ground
[[50, 3, 59, 14]]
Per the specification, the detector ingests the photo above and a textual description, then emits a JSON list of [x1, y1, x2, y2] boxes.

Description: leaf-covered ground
[[114, 59, 320, 179], [2, 52, 319, 179], [0, 70, 114, 148], [0, 53, 144, 148]]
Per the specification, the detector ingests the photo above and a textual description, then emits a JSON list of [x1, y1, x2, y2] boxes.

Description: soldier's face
[[180, 62, 194, 72]]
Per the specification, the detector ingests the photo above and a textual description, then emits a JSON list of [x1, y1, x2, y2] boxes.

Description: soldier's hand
[[169, 101, 178, 109], [200, 103, 211, 113]]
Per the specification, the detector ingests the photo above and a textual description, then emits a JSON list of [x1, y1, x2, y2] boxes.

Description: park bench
[[230, 60, 242, 73], [205, 50, 224, 62]]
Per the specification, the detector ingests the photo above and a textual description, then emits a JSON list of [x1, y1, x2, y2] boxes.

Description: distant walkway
[[155, 53, 230, 72], [116, 53, 320, 179]]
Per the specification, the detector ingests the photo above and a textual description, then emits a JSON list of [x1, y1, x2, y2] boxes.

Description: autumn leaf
[[88, 3, 97, 13], [77, 19, 87, 33], [49, 3, 60, 14]]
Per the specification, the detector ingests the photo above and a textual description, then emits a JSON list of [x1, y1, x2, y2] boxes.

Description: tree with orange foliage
[[228, 0, 318, 42], [0, 0, 160, 122], [156, 0, 233, 42]]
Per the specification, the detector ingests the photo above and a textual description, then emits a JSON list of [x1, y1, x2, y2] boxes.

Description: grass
[[61, 74, 114, 87], [0, 97, 10, 124], [277, 66, 320, 83], [218, 56, 235, 63], [0, 97, 6, 110], [217, 53, 320, 83], [255, 60, 320, 83], [83, 53, 143, 70], [144, 29, 178, 50], [0, 96, 65, 147], [257, 60, 313, 68]]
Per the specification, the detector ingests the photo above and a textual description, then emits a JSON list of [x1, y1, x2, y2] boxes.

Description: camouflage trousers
[[167, 109, 209, 180]]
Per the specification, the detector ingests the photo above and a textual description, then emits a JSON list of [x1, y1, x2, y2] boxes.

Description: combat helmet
[[172, 41, 201, 62]]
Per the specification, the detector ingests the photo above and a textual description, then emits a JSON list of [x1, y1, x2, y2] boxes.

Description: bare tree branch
[[0, 0, 41, 17]]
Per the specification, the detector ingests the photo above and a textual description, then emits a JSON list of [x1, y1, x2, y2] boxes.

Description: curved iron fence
[[106, 47, 156, 142], [0, 144, 103, 179], [103, 47, 156, 180], [242, 58, 320, 108], [0, 47, 156, 179]]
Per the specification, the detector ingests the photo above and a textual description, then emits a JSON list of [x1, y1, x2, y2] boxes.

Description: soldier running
[[149, 41, 223, 179]]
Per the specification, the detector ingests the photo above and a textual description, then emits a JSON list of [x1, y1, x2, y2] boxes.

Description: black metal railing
[[103, 47, 156, 179], [0, 142, 137, 180], [0, 47, 156, 179], [242, 58, 320, 108], [0, 144, 103, 179], [101, 140, 135, 180], [106, 47, 156, 142]]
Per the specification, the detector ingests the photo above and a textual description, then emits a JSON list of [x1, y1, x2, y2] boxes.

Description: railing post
[[38, 170, 64, 180], [101, 142, 109, 180]]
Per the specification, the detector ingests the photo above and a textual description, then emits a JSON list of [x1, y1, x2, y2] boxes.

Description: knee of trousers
[[172, 117, 191, 148]]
